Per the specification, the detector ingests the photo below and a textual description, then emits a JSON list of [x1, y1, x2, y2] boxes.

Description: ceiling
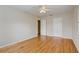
[[9, 5, 75, 17]]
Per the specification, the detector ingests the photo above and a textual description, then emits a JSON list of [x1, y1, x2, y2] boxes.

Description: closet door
[[41, 19, 46, 35], [52, 17, 62, 36]]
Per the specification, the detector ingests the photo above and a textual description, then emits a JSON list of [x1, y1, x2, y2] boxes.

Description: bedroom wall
[[0, 6, 37, 47], [72, 6, 79, 51], [41, 11, 73, 39]]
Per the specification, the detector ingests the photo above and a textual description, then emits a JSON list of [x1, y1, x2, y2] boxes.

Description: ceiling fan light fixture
[[40, 9, 46, 13], [40, 5, 48, 14]]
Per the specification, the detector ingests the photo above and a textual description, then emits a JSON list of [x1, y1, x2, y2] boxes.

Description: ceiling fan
[[40, 5, 49, 13]]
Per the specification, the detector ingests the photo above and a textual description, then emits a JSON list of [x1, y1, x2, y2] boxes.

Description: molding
[[73, 40, 79, 52], [0, 35, 37, 48], [41, 35, 73, 39]]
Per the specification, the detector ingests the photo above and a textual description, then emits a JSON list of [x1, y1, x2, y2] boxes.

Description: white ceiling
[[9, 5, 75, 17]]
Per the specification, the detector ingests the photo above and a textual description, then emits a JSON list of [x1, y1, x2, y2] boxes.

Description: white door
[[52, 17, 62, 36]]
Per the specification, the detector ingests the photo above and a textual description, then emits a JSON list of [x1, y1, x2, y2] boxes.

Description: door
[[52, 17, 62, 36], [38, 20, 41, 36]]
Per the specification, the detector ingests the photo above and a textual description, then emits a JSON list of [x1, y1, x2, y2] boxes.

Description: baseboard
[[73, 40, 79, 52], [0, 35, 37, 48], [41, 35, 73, 39], [0, 35, 73, 48]]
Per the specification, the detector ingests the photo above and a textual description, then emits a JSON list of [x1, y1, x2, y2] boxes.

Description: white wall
[[73, 6, 79, 51], [41, 12, 73, 39], [62, 12, 73, 38], [0, 6, 37, 47]]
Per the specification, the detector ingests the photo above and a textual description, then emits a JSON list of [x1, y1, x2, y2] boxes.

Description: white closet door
[[52, 17, 62, 36], [41, 19, 46, 35]]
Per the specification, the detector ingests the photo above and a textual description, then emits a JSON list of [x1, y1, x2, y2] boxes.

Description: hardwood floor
[[0, 36, 78, 53]]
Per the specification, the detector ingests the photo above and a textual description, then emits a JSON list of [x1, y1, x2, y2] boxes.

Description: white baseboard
[[42, 35, 73, 39], [73, 40, 79, 52], [0, 35, 37, 48], [0, 35, 73, 48]]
